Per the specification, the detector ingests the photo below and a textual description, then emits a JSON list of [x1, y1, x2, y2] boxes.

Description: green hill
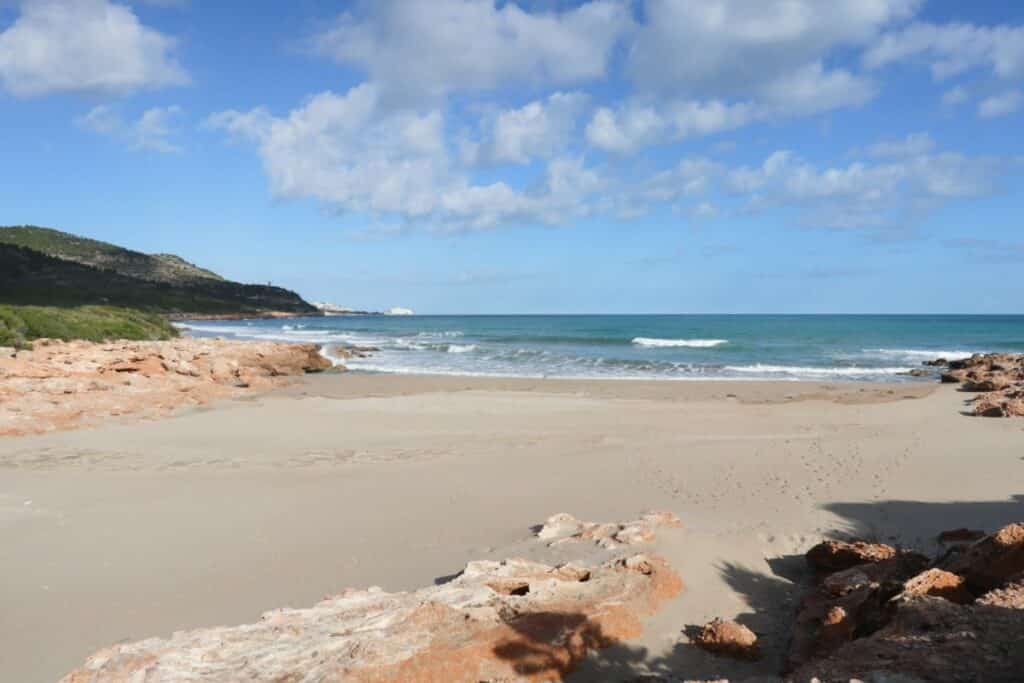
[[0, 226, 318, 316], [0, 226, 319, 348]]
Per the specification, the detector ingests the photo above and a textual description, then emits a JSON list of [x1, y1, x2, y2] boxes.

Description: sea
[[178, 314, 1024, 382]]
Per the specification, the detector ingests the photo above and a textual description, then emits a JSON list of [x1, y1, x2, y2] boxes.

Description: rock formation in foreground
[[788, 522, 1024, 682], [0, 338, 333, 436], [537, 510, 683, 549], [931, 353, 1024, 417], [62, 553, 682, 683]]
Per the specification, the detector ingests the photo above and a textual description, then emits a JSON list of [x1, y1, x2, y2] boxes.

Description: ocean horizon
[[179, 314, 1024, 382]]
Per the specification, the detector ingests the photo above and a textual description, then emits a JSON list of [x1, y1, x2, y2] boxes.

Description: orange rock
[[901, 568, 973, 604], [805, 540, 897, 572], [692, 618, 760, 660]]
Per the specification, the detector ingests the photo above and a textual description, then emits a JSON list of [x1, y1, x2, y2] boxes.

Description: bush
[[0, 305, 178, 349]]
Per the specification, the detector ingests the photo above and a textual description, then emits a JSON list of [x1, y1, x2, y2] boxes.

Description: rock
[[61, 553, 683, 683], [692, 618, 757, 659], [537, 511, 682, 550], [972, 389, 1024, 418], [789, 595, 1024, 683], [923, 358, 949, 367], [944, 522, 1024, 592], [805, 540, 898, 572], [790, 551, 929, 670], [899, 568, 973, 604], [937, 528, 986, 544], [692, 618, 759, 660], [976, 573, 1024, 609], [934, 353, 1024, 418], [0, 338, 338, 436], [903, 368, 931, 377]]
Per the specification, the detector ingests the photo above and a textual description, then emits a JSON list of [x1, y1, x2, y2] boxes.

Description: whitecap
[[632, 337, 728, 348]]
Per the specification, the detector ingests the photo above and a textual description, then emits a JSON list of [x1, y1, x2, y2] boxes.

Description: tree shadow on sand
[[490, 494, 1024, 682]]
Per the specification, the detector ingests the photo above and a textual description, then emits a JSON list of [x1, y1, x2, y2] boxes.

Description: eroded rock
[[805, 540, 898, 572], [0, 338, 335, 436], [537, 511, 682, 550], [692, 618, 759, 661], [61, 554, 683, 683]]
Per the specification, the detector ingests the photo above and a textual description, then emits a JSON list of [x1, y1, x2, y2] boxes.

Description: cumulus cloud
[[312, 0, 630, 100], [465, 91, 589, 164], [585, 99, 754, 154], [207, 86, 604, 230], [978, 90, 1022, 118], [864, 21, 1024, 81], [0, 0, 188, 97], [627, 0, 915, 95], [77, 104, 183, 152], [722, 144, 1003, 228]]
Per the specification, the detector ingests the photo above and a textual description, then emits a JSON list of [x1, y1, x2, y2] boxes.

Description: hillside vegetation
[[0, 226, 317, 316], [0, 305, 177, 349]]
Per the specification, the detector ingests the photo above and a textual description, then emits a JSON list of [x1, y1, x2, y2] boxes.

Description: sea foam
[[632, 337, 728, 348]]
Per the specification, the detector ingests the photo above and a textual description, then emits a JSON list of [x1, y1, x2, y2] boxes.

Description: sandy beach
[[3, 373, 1024, 681]]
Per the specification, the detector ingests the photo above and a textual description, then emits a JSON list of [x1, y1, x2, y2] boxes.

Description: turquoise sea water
[[180, 315, 1024, 382]]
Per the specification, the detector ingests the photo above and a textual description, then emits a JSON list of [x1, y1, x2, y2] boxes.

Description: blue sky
[[1, 0, 1022, 313]]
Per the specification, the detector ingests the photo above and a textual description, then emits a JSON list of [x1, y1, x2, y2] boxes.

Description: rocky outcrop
[[789, 523, 1024, 682], [537, 511, 682, 550], [929, 353, 1024, 417], [62, 552, 683, 683], [0, 338, 333, 436], [804, 540, 898, 572], [692, 619, 759, 660]]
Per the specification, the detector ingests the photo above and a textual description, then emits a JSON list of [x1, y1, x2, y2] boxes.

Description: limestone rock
[[61, 553, 683, 683], [537, 511, 682, 550], [692, 618, 759, 660], [0, 338, 336, 436]]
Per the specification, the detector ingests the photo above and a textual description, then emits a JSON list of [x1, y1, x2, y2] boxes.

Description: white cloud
[[586, 99, 754, 154], [627, 0, 916, 96], [864, 22, 1024, 80], [0, 0, 188, 97], [77, 104, 183, 152], [866, 132, 935, 158], [978, 90, 1022, 118], [722, 145, 1002, 228], [469, 91, 588, 164], [312, 0, 630, 100], [207, 86, 604, 231]]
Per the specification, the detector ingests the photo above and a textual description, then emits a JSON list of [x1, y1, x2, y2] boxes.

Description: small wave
[[447, 344, 478, 353], [632, 337, 728, 348], [724, 364, 912, 377], [862, 348, 976, 361]]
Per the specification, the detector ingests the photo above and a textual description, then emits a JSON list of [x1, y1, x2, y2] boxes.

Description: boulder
[[938, 528, 986, 544], [944, 523, 1024, 592], [805, 540, 897, 572], [899, 568, 973, 604], [692, 618, 759, 660]]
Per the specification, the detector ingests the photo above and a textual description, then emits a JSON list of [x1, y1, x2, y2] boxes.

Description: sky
[[1, 0, 1023, 314]]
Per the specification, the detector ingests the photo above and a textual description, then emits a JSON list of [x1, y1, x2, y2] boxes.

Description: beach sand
[[3, 374, 1024, 681]]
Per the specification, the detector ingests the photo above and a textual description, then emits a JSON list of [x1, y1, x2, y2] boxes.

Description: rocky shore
[[0, 338, 333, 436], [58, 511, 1024, 682], [929, 353, 1024, 417], [62, 513, 684, 682]]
